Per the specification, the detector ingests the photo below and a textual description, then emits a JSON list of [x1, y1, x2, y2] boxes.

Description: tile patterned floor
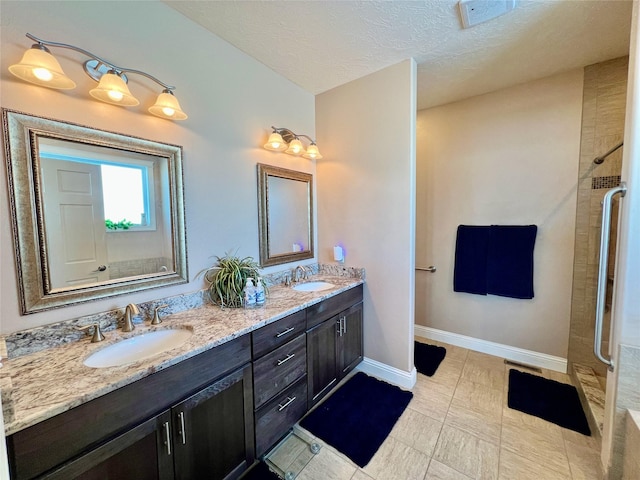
[[273, 338, 603, 480]]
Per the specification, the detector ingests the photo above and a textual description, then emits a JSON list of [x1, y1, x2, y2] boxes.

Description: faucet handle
[[304, 266, 313, 280], [77, 323, 106, 343], [122, 303, 139, 332], [151, 304, 169, 325]]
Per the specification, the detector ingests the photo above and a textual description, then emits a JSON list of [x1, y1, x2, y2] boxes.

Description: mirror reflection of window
[[101, 164, 146, 227], [100, 163, 156, 230]]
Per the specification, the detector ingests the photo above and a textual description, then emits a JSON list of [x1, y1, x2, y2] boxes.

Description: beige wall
[[316, 60, 417, 373], [416, 70, 583, 358], [0, 1, 316, 334]]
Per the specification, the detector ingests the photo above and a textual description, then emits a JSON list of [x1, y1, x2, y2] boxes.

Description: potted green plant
[[201, 252, 266, 308]]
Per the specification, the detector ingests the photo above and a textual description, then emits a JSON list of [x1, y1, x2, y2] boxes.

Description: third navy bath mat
[[507, 369, 590, 435]]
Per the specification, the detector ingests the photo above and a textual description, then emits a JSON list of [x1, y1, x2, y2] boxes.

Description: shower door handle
[[594, 183, 626, 372]]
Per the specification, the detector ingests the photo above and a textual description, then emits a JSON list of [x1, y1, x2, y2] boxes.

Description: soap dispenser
[[243, 278, 256, 308], [255, 277, 265, 306]]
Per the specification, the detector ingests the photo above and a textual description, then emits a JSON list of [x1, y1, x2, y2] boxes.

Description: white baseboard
[[356, 357, 417, 389], [414, 325, 567, 373]]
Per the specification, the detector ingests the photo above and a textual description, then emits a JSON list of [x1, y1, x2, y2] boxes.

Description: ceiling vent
[[458, 0, 517, 29]]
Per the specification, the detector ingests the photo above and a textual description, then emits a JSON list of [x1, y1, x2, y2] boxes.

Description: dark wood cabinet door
[[172, 364, 254, 480], [306, 316, 338, 407], [41, 410, 174, 480], [337, 302, 363, 377]]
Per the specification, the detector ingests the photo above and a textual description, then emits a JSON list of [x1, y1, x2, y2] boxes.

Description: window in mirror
[[102, 163, 151, 229]]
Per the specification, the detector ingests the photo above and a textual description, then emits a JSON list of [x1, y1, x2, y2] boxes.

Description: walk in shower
[[568, 56, 628, 438]]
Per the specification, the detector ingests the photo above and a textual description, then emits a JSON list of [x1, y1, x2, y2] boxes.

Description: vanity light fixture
[[9, 33, 187, 121], [263, 127, 323, 160]]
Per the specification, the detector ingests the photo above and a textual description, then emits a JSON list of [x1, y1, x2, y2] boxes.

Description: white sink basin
[[84, 329, 193, 368], [292, 281, 335, 292]]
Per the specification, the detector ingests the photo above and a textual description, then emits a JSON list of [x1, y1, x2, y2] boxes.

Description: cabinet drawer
[[252, 310, 306, 358], [253, 334, 306, 409], [254, 377, 307, 456], [306, 285, 363, 329]]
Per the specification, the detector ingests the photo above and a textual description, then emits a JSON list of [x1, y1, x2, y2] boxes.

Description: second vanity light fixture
[[263, 126, 323, 160], [9, 33, 187, 121]]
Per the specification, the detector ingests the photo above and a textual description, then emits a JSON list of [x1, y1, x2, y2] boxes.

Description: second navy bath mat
[[414, 341, 446, 376], [507, 369, 591, 436], [299, 372, 413, 467]]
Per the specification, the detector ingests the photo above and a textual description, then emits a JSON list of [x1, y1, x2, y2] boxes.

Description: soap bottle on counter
[[255, 277, 265, 306], [243, 278, 256, 308]]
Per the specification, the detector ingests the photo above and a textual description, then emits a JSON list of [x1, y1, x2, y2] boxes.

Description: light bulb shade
[[264, 132, 287, 151], [285, 138, 305, 156], [9, 47, 76, 89], [303, 144, 323, 160], [89, 72, 139, 106], [149, 91, 188, 120]]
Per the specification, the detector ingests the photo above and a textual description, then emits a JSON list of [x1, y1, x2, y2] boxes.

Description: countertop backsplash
[[3, 263, 364, 360]]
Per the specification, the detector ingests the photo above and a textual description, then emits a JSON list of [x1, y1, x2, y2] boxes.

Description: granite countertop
[[1, 275, 363, 436]]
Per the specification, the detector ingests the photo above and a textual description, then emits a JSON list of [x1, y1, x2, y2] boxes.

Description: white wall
[[0, 1, 316, 334], [416, 70, 583, 358], [316, 60, 417, 375]]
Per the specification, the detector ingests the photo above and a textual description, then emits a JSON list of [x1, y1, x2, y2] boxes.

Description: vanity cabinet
[[306, 285, 363, 407], [6, 283, 365, 479], [7, 335, 255, 480], [251, 310, 308, 456]]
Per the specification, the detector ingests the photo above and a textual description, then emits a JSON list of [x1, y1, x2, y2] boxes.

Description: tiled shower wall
[[568, 56, 628, 377]]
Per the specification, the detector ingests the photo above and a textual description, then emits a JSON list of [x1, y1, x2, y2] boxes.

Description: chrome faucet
[[294, 265, 306, 283], [122, 303, 139, 332]]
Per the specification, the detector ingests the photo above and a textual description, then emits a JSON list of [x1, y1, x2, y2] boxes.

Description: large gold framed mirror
[[257, 164, 314, 267], [2, 109, 188, 314]]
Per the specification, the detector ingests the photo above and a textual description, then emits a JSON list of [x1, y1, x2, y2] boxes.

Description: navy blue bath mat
[[508, 369, 591, 436], [414, 341, 446, 376], [299, 372, 413, 467]]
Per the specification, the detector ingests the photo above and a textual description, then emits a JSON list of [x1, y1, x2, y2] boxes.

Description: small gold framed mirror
[[257, 164, 314, 267]]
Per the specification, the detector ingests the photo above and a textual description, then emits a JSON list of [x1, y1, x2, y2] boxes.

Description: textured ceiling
[[166, 0, 632, 110]]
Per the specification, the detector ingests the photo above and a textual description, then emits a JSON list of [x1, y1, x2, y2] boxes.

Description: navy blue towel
[[453, 225, 491, 295], [486, 225, 537, 299]]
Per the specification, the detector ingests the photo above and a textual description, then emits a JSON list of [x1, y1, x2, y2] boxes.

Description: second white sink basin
[[293, 281, 335, 292], [84, 328, 193, 368]]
